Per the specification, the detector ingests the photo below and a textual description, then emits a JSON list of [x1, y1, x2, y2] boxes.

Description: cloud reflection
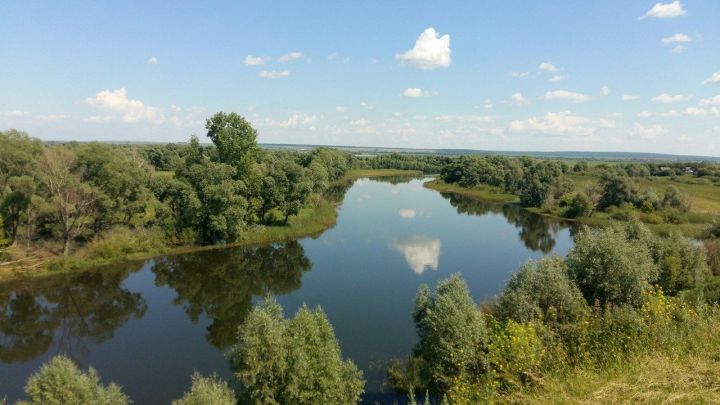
[[398, 208, 417, 219], [392, 236, 441, 274]]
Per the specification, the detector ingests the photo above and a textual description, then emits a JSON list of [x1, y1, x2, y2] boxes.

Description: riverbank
[[424, 179, 717, 239], [0, 169, 423, 283]]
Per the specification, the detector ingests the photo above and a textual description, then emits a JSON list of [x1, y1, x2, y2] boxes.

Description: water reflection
[[0, 264, 146, 364], [391, 236, 442, 274], [152, 241, 311, 348], [398, 208, 417, 219], [440, 193, 569, 253]]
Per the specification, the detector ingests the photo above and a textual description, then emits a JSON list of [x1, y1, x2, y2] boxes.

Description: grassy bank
[[0, 169, 420, 283], [423, 179, 519, 203]]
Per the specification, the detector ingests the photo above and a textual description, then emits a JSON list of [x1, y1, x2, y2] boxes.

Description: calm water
[[0, 177, 573, 403]]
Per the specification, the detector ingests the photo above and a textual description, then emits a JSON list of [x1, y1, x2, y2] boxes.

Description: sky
[[1, 1, 719, 156]]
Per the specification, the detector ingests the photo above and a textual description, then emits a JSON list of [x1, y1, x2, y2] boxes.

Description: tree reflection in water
[[152, 241, 311, 348], [0, 264, 147, 364], [440, 193, 570, 253]]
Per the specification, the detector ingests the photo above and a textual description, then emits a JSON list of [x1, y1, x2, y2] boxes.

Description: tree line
[[0, 113, 352, 258]]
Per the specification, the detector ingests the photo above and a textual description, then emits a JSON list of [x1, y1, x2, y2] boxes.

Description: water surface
[[0, 177, 572, 403]]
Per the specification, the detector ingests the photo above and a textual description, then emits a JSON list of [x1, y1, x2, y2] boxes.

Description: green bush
[[495, 257, 588, 325], [565, 192, 593, 218], [567, 226, 657, 307], [651, 232, 709, 294], [412, 274, 488, 391], [17, 355, 130, 405], [229, 297, 364, 405], [172, 373, 235, 405], [81, 226, 167, 261]]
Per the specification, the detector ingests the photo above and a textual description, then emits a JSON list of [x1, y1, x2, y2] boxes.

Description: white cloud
[[403, 87, 423, 97], [703, 72, 720, 85], [335, 106, 348, 112], [509, 111, 614, 136], [683, 107, 719, 117], [278, 51, 304, 63], [637, 111, 656, 117], [327, 52, 350, 63], [510, 71, 529, 78], [622, 94, 640, 101], [258, 112, 317, 128], [544, 90, 591, 103], [632, 123, 667, 139], [639, 1, 686, 19], [398, 209, 417, 219], [360, 101, 374, 110], [258, 70, 290, 79], [39, 114, 72, 121], [661, 33, 692, 44], [244, 55, 268, 66], [510, 92, 530, 105], [350, 118, 370, 126], [539, 62, 559, 72], [651, 93, 688, 103], [601, 85, 610, 96], [671, 45, 686, 53], [396, 27, 451, 70], [549, 75, 566, 82], [700, 95, 720, 106], [391, 236, 441, 275], [147, 56, 158, 64], [84, 88, 165, 124]]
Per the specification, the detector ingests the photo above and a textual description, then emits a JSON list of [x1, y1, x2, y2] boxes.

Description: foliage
[[205, 111, 259, 176], [229, 297, 364, 404], [17, 355, 130, 405], [412, 274, 488, 391], [172, 373, 235, 405], [599, 174, 639, 209], [495, 257, 589, 325], [564, 192, 593, 218], [567, 225, 657, 307]]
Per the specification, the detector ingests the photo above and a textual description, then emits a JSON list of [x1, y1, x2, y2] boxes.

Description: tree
[[651, 232, 709, 294], [205, 112, 259, 177], [599, 175, 639, 209], [172, 373, 235, 405], [37, 147, 98, 255], [17, 355, 130, 405], [567, 226, 657, 307], [1, 175, 36, 244], [662, 185, 690, 212], [412, 274, 488, 391], [565, 192, 593, 218], [229, 297, 364, 404], [496, 257, 589, 325]]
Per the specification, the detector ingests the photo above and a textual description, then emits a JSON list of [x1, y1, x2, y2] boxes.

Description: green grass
[[423, 179, 519, 203], [496, 354, 720, 404]]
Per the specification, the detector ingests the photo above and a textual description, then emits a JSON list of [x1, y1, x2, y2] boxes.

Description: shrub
[[705, 240, 720, 276], [567, 226, 657, 307], [599, 175, 639, 209], [412, 274, 488, 391], [229, 297, 364, 405], [17, 355, 130, 405], [565, 192, 593, 218], [172, 373, 235, 405], [81, 226, 167, 261], [495, 257, 588, 325], [662, 185, 690, 212], [487, 320, 543, 389], [651, 233, 709, 294]]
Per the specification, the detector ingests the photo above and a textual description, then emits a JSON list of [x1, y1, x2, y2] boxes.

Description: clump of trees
[[0, 115, 353, 259], [228, 297, 365, 404]]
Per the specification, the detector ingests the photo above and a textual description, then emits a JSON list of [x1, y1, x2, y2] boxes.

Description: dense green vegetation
[[388, 221, 719, 403], [0, 115, 354, 276]]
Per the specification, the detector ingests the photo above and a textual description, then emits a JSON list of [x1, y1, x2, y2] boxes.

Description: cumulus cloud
[[396, 27, 451, 70], [601, 85, 610, 96], [258, 70, 290, 79], [258, 112, 317, 128], [327, 52, 350, 63], [391, 236, 441, 275], [622, 94, 639, 101], [510, 92, 530, 105], [244, 55, 268, 66], [544, 90, 591, 103], [703, 72, 720, 85], [632, 123, 667, 139], [350, 118, 370, 126], [671, 45, 686, 53], [699, 95, 720, 106], [510, 71, 529, 78], [278, 51, 304, 63], [539, 62, 559, 72], [403, 87, 423, 97], [509, 111, 614, 136], [360, 101, 374, 110], [549, 75, 566, 82], [639, 1, 686, 19], [651, 93, 688, 103], [84, 88, 165, 124], [661, 33, 692, 44], [335, 106, 348, 112], [147, 56, 158, 64]]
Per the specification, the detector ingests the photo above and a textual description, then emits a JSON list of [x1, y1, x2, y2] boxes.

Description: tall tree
[[205, 112, 259, 177], [37, 147, 98, 255]]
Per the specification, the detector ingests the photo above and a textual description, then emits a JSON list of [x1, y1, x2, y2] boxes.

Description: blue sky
[[1, 1, 719, 155]]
